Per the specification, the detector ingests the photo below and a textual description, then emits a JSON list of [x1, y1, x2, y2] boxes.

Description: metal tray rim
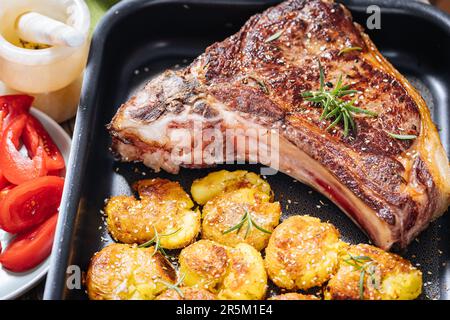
[[43, 0, 450, 300]]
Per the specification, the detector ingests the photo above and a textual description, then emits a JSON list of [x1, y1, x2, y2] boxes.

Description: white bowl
[[0, 0, 90, 93], [0, 107, 71, 300]]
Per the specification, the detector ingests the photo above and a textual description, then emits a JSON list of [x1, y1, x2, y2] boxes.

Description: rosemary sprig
[[384, 131, 417, 140], [265, 30, 283, 43], [246, 76, 269, 94], [157, 273, 186, 298], [343, 254, 380, 300], [301, 62, 377, 136], [138, 226, 181, 257], [338, 46, 362, 56], [222, 210, 272, 239]]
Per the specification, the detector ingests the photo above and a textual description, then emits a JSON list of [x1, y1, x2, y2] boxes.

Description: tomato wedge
[[0, 169, 9, 190], [47, 169, 64, 177], [0, 95, 33, 131], [0, 176, 64, 233], [0, 114, 47, 185], [0, 108, 6, 133], [0, 184, 15, 202], [0, 214, 58, 272], [23, 115, 65, 171]]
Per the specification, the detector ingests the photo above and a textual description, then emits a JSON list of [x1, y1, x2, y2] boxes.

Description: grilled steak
[[108, 0, 450, 249]]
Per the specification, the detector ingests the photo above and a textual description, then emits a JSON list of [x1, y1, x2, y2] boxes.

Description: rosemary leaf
[[337, 89, 358, 97], [326, 113, 342, 131], [385, 131, 417, 140], [247, 76, 269, 94], [346, 105, 378, 116], [301, 62, 377, 136], [343, 254, 380, 300], [345, 109, 356, 131], [157, 273, 186, 298], [319, 61, 325, 90], [338, 46, 363, 56], [138, 227, 181, 257], [222, 210, 272, 238], [333, 74, 343, 94], [343, 112, 350, 136], [223, 212, 247, 234], [319, 99, 331, 120], [252, 221, 272, 234], [222, 221, 245, 234], [325, 106, 340, 119], [359, 269, 366, 300], [245, 217, 252, 239], [350, 255, 373, 262], [138, 236, 157, 249], [265, 30, 283, 43], [259, 80, 269, 95]]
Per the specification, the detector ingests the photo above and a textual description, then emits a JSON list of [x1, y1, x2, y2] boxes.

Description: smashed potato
[[325, 244, 422, 300], [268, 293, 320, 300], [91, 168, 424, 301], [105, 178, 200, 249], [179, 240, 267, 300], [202, 188, 281, 250], [86, 243, 177, 300], [218, 243, 268, 300], [178, 240, 230, 292], [156, 287, 217, 300], [133, 179, 193, 208], [191, 170, 272, 205], [265, 215, 345, 290]]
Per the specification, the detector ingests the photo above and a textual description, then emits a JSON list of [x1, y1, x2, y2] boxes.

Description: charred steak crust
[[108, 0, 450, 249]]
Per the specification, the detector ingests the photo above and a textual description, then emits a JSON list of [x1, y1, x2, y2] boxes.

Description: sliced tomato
[[47, 169, 64, 177], [0, 169, 9, 190], [0, 176, 63, 233], [0, 114, 47, 185], [22, 115, 65, 171], [0, 95, 33, 131], [0, 108, 6, 133], [0, 184, 15, 203], [0, 213, 57, 272]]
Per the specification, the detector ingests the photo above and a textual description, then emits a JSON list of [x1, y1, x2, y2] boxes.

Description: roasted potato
[[86, 243, 177, 300], [218, 243, 268, 300], [105, 178, 200, 249], [265, 215, 345, 290], [156, 287, 217, 300], [179, 240, 267, 300], [133, 179, 193, 208], [178, 240, 230, 292], [191, 170, 272, 205], [324, 244, 422, 300], [268, 293, 320, 300], [202, 188, 281, 250]]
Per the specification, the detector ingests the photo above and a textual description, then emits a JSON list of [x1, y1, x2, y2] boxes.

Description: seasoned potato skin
[[179, 240, 267, 300], [202, 188, 281, 251], [325, 244, 422, 300], [268, 293, 320, 300], [218, 243, 268, 300], [191, 170, 272, 205], [133, 179, 193, 208], [179, 240, 230, 292], [105, 178, 200, 248], [86, 243, 176, 300], [265, 215, 345, 290], [156, 287, 217, 300]]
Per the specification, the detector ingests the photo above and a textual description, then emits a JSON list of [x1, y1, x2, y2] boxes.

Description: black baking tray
[[43, 0, 450, 300]]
